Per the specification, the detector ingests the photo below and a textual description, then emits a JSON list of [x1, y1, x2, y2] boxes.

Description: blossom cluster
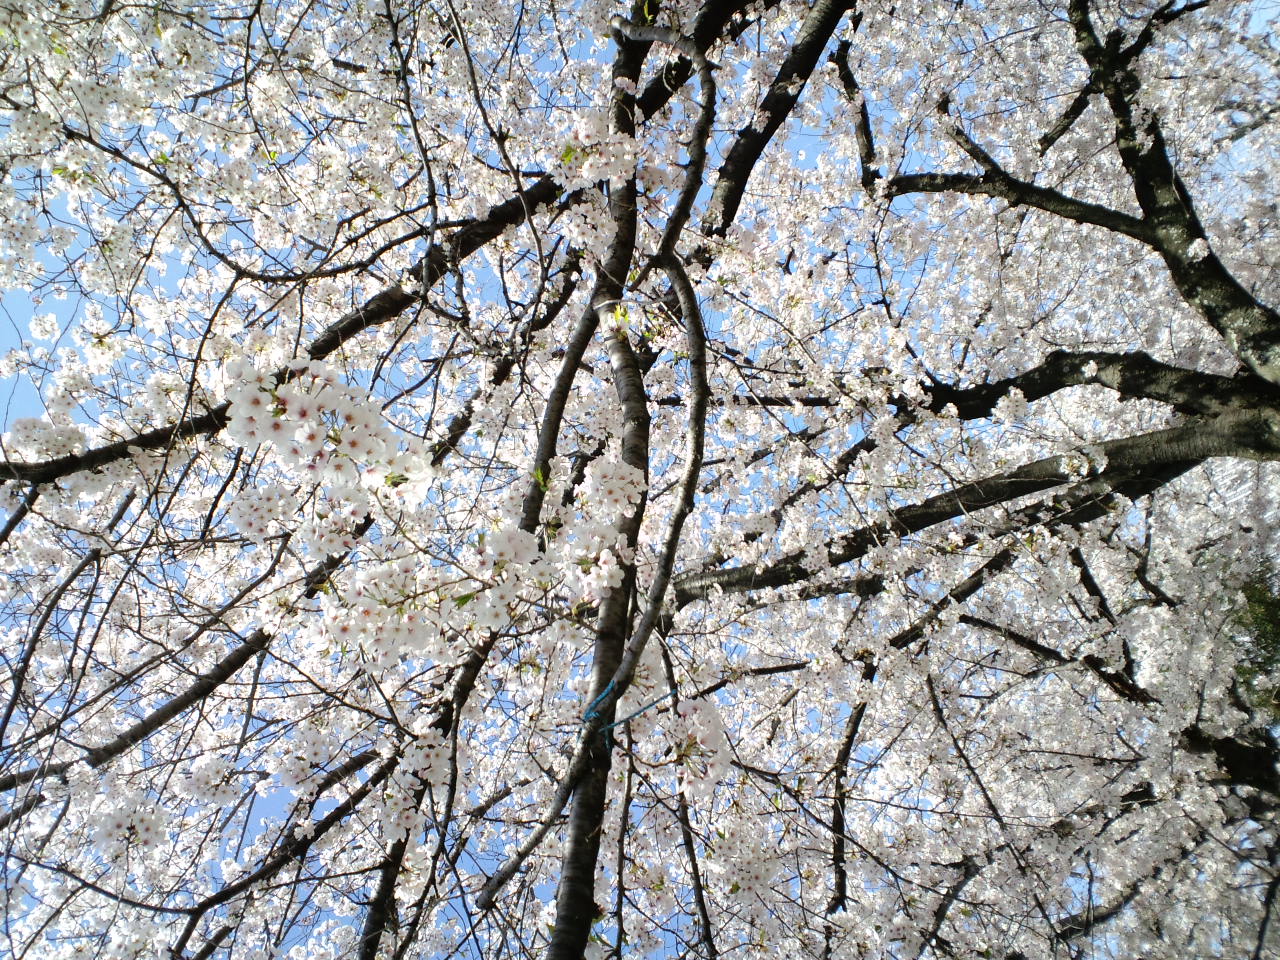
[[2, 415, 86, 460], [705, 821, 780, 900], [671, 698, 731, 800], [549, 109, 638, 192], [92, 792, 167, 859], [224, 359, 403, 482]]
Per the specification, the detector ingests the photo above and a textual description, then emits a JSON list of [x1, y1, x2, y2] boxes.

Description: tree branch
[[1067, 0, 1280, 384], [703, 0, 856, 237], [885, 170, 1152, 243], [676, 410, 1280, 603]]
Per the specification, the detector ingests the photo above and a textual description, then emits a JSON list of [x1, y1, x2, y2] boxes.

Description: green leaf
[[1238, 566, 1280, 719]]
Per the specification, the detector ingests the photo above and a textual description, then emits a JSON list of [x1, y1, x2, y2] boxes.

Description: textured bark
[[544, 8, 648, 955], [887, 170, 1152, 242]]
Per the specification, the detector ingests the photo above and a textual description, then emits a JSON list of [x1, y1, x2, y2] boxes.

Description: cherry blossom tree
[[1, 0, 1278, 957]]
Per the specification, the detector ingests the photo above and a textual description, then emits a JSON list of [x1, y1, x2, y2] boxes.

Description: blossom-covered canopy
[[0, 1, 1277, 958]]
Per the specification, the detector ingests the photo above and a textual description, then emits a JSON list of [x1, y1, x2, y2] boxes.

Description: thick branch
[[675, 410, 1280, 603], [885, 170, 1151, 243], [829, 31, 879, 189], [1181, 725, 1280, 797], [2, 178, 560, 489], [703, 0, 855, 237], [635, 0, 773, 121], [925, 350, 1278, 419], [542, 18, 647, 958], [1067, 0, 1280, 383]]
